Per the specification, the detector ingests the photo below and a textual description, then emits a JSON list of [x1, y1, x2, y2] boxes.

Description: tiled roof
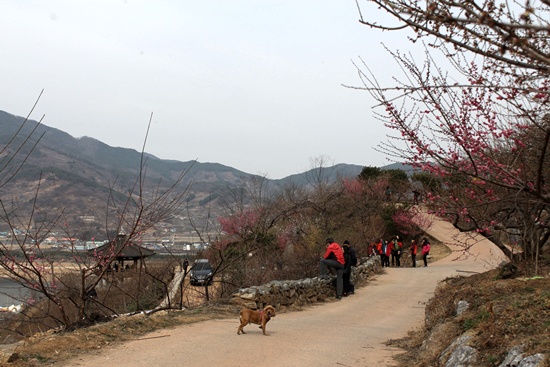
[[88, 235, 155, 260]]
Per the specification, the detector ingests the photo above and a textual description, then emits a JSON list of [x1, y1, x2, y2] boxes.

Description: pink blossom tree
[[354, 46, 549, 273]]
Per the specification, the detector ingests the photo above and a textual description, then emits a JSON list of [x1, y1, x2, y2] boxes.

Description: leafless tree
[[0, 92, 45, 189], [0, 110, 193, 335], [355, 0, 550, 74]]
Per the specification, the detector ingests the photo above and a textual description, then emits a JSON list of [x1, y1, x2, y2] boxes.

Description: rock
[[518, 354, 545, 367], [498, 345, 546, 367], [439, 331, 478, 367], [498, 262, 518, 279], [242, 301, 257, 309], [444, 345, 478, 367], [499, 345, 525, 367], [7, 352, 20, 363], [455, 300, 469, 316], [239, 292, 257, 300]]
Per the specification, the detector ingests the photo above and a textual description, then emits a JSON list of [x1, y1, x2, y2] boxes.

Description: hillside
[[0, 110, 366, 237], [0, 110, 257, 234]]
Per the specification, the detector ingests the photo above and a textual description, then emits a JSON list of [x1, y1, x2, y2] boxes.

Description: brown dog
[[237, 305, 276, 336]]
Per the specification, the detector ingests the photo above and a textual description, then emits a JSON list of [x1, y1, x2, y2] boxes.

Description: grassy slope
[[389, 265, 550, 367]]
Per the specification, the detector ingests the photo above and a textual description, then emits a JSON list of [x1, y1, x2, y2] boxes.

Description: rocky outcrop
[[455, 300, 469, 317], [439, 331, 478, 367], [231, 257, 381, 310], [433, 331, 546, 367], [431, 306, 546, 367], [498, 345, 546, 367]]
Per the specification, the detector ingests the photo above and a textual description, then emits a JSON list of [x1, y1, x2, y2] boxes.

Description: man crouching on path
[[319, 238, 345, 300]]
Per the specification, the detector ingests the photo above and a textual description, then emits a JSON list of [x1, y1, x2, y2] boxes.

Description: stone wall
[[231, 257, 381, 310]]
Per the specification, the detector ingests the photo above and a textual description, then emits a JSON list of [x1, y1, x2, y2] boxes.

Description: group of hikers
[[373, 236, 431, 269], [319, 236, 431, 299]]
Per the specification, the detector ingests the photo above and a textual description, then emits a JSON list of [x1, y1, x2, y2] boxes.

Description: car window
[[193, 262, 211, 271]]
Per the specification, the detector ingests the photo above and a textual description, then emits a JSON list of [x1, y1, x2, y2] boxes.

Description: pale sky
[[0, 1, 409, 179]]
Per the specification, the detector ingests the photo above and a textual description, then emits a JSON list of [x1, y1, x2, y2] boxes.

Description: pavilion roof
[[87, 235, 155, 260]]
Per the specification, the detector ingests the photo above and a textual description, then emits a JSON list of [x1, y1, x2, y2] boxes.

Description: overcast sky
[[0, 1, 410, 179]]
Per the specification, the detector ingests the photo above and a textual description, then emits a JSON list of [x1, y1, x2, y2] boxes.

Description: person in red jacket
[[375, 239, 383, 254], [375, 238, 384, 267], [384, 239, 393, 267], [421, 238, 431, 267], [410, 239, 418, 268], [319, 237, 345, 299]]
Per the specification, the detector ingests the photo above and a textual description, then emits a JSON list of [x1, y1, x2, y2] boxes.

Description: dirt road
[[63, 216, 507, 367]]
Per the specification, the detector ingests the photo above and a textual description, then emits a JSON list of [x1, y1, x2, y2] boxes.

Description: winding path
[[63, 215, 507, 367]]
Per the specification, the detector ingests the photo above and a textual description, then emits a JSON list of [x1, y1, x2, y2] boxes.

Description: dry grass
[[389, 263, 550, 367], [0, 302, 242, 367]]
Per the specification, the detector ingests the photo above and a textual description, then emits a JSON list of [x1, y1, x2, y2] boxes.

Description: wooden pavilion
[[88, 233, 155, 272]]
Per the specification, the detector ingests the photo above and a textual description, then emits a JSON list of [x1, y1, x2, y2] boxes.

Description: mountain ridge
[[0, 109, 407, 235], [0, 111, 370, 234]]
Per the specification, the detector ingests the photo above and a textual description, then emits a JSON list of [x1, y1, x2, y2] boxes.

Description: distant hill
[[0, 110, 256, 233], [0, 110, 409, 236], [268, 163, 361, 188], [380, 162, 416, 173]]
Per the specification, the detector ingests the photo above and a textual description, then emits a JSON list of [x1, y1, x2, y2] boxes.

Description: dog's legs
[[237, 316, 247, 335], [237, 323, 247, 335]]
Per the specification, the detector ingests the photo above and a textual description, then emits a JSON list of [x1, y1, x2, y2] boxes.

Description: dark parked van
[[190, 259, 213, 286]]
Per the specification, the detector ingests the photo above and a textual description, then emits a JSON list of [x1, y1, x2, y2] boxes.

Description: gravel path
[[64, 215, 507, 367]]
